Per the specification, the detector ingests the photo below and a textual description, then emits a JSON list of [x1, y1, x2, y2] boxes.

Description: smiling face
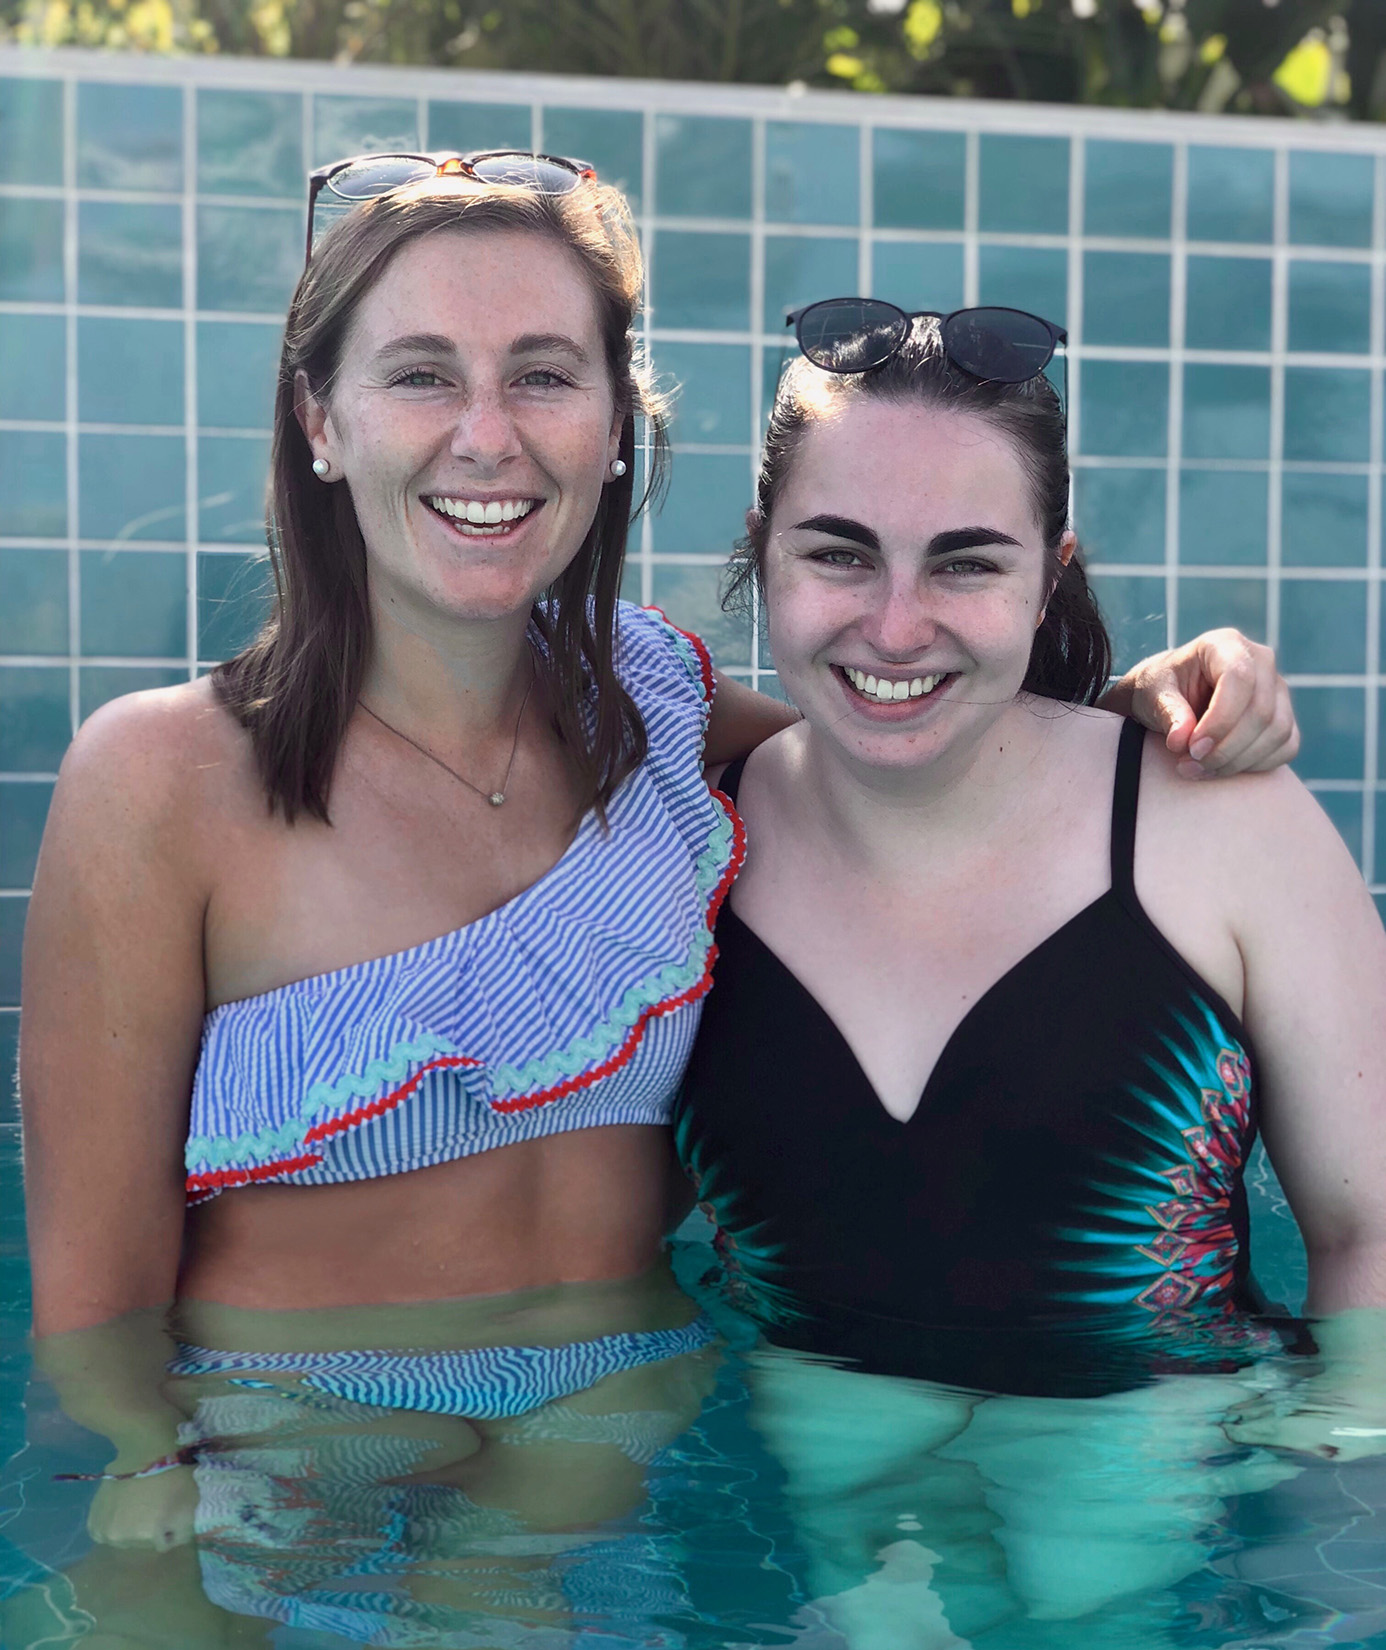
[[299, 225, 623, 631], [763, 396, 1071, 774]]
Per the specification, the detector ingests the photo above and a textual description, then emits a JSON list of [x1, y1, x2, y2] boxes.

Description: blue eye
[[391, 368, 443, 388], [517, 367, 574, 389]]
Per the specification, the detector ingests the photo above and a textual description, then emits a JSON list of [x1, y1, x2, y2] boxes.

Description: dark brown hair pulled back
[[725, 319, 1111, 706], [213, 179, 666, 824]]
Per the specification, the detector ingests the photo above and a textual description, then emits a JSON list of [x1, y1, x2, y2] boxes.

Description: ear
[[745, 507, 763, 538], [1037, 530, 1079, 628], [295, 369, 341, 471], [606, 405, 626, 473]]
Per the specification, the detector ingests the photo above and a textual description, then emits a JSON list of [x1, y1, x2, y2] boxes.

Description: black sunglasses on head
[[788, 298, 1067, 392], [305, 149, 597, 261]]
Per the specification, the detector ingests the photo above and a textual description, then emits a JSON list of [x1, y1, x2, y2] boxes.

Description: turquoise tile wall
[[1, 50, 1385, 1007]]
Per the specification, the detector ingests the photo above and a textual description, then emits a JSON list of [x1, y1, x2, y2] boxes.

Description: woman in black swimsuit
[[672, 305, 1386, 1631]]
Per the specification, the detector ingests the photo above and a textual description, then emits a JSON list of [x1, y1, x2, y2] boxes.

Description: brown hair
[[214, 180, 667, 823], [726, 319, 1111, 705]]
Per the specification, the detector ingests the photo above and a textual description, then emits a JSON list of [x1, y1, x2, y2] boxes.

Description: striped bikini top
[[185, 604, 743, 1204]]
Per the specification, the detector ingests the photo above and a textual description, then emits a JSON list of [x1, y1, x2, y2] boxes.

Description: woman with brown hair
[[19, 157, 1293, 1580]]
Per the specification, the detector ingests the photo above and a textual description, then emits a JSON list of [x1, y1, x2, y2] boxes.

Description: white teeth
[[842, 666, 945, 703], [466, 500, 486, 523], [425, 497, 537, 529], [483, 501, 503, 524]]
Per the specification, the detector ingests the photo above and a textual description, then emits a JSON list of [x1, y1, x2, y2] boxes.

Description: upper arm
[[21, 692, 213, 1333], [704, 671, 798, 768], [1227, 776, 1386, 1309]]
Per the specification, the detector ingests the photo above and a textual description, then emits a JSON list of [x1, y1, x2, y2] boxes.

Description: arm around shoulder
[[22, 685, 216, 1337]]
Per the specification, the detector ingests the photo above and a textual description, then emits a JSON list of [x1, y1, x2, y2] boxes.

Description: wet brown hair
[[213, 179, 666, 823], [726, 318, 1111, 705]]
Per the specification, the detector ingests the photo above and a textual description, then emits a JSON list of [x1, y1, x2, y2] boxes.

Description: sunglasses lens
[[326, 156, 438, 201], [942, 308, 1055, 383], [797, 299, 907, 373], [468, 154, 584, 194]]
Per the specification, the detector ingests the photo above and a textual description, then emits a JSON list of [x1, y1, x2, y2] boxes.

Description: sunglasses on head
[[304, 150, 597, 261], [787, 298, 1067, 393]]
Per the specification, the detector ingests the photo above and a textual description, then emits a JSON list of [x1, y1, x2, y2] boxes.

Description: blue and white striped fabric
[[185, 605, 742, 1202]]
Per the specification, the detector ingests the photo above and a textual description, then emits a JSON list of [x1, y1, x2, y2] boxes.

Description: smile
[[424, 496, 541, 537], [840, 666, 948, 704]]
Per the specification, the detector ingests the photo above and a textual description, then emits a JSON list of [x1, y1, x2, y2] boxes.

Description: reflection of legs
[[939, 1373, 1301, 1622], [748, 1352, 1015, 1648]]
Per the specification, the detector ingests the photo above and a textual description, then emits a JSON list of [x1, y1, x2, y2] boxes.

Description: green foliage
[[1, 0, 1379, 121]]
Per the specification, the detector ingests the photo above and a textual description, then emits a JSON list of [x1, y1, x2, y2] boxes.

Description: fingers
[[1182, 636, 1281, 775]]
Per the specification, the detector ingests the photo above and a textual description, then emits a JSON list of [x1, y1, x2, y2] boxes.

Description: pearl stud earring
[[312, 457, 331, 479], [609, 458, 627, 478]]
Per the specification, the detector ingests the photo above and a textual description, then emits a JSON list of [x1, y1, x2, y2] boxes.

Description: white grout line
[[183, 80, 199, 684], [62, 74, 79, 740], [1363, 153, 1385, 882], [1163, 140, 1187, 650], [1266, 147, 1289, 662]]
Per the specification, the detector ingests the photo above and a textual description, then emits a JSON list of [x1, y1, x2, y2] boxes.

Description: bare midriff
[[178, 1125, 680, 1310]]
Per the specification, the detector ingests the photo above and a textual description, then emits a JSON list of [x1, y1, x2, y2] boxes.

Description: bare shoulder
[[47, 676, 258, 875]]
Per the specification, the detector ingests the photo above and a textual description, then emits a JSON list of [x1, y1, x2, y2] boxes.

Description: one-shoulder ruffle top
[[185, 604, 742, 1204]]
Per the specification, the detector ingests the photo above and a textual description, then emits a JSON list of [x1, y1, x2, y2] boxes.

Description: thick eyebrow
[[927, 526, 1023, 557], [790, 514, 880, 550], [374, 332, 458, 361], [371, 331, 592, 365], [510, 332, 591, 365]]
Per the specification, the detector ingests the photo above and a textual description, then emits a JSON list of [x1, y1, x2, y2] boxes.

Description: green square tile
[[653, 343, 751, 444], [1375, 892, 1386, 928], [79, 665, 185, 721], [427, 101, 531, 156], [1288, 151, 1374, 249], [765, 121, 858, 227], [1083, 141, 1172, 239], [79, 202, 182, 309], [1078, 362, 1168, 459], [1178, 469, 1267, 566], [313, 97, 418, 169], [1292, 686, 1364, 781], [197, 322, 282, 431], [197, 89, 303, 199], [763, 236, 858, 333], [872, 129, 965, 231], [1089, 572, 1166, 674], [978, 134, 1069, 234], [0, 433, 66, 538], [1283, 367, 1370, 463], [1182, 365, 1270, 461], [0, 899, 24, 1007], [78, 82, 182, 193], [1184, 256, 1271, 353], [0, 667, 70, 770], [0, 313, 64, 422], [1072, 467, 1164, 565], [1279, 578, 1366, 675], [654, 116, 751, 219], [620, 562, 643, 606], [870, 241, 964, 314], [0, 197, 64, 302], [0, 78, 63, 186], [1313, 789, 1363, 867], [650, 453, 751, 556], [80, 549, 187, 657], [542, 109, 642, 213], [78, 434, 184, 543], [650, 561, 751, 667], [1287, 260, 1372, 355], [77, 318, 184, 428], [651, 231, 750, 331], [1083, 252, 1169, 347], [198, 436, 270, 543], [977, 244, 1067, 329], [197, 550, 272, 660], [1177, 576, 1265, 645], [198, 205, 301, 315], [0, 549, 67, 655], [1186, 146, 1273, 244], [0, 783, 51, 889], [1282, 472, 1368, 567]]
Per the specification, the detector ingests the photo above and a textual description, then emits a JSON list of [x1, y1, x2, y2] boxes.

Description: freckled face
[[762, 398, 1052, 772], [305, 227, 623, 627]]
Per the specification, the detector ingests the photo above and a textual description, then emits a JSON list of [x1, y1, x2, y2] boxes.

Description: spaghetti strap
[[717, 754, 750, 805], [1110, 718, 1145, 906]]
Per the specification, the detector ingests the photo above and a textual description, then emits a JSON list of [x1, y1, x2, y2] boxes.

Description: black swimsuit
[[674, 720, 1281, 1394]]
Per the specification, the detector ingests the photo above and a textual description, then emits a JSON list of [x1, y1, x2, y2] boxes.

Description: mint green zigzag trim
[[642, 609, 710, 701], [489, 801, 734, 1095], [186, 1033, 459, 1171]]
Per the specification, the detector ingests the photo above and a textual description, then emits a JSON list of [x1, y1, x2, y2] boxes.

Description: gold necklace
[[360, 667, 536, 807]]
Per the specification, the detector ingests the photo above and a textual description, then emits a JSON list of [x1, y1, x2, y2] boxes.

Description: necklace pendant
[[488, 791, 506, 807]]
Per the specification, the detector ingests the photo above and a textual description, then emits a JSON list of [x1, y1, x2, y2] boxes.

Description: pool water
[[3, 1083, 1385, 1650]]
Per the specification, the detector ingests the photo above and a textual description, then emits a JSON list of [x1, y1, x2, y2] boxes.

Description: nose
[[449, 385, 523, 474], [862, 571, 940, 659]]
